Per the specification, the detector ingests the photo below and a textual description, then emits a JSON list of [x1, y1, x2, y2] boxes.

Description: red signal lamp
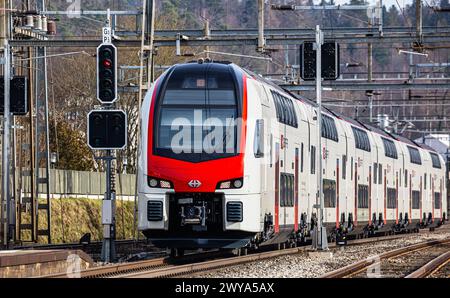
[[103, 59, 112, 68]]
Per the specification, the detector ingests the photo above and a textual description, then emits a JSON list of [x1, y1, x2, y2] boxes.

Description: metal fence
[[18, 169, 136, 198]]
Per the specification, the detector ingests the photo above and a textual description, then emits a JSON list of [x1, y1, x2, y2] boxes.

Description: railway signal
[[0, 76, 28, 115], [300, 41, 340, 80], [97, 43, 117, 103], [87, 110, 127, 150]]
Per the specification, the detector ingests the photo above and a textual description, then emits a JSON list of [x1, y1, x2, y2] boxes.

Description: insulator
[[47, 21, 57, 35], [41, 16, 48, 32], [34, 15, 42, 31], [25, 15, 34, 27]]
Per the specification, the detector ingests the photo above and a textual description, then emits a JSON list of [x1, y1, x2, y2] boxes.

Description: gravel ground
[[190, 230, 450, 278]]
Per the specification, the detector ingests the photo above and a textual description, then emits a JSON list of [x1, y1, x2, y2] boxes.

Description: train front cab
[[137, 62, 262, 250]]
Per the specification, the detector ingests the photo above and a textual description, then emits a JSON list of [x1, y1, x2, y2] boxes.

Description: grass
[[19, 197, 136, 244]]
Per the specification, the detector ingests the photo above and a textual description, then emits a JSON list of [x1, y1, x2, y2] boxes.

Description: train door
[[282, 132, 296, 229]]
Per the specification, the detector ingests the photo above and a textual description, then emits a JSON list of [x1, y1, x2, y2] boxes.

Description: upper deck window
[[382, 137, 398, 159], [407, 146, 422, 165], [271, 91, 298, 128], [352, 126, 371, 152], [430, 152, 441, 169], [322, 114, 338, 142]]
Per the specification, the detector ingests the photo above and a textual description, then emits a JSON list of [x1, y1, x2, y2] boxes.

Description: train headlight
[[233, 179, 243, 188], [160, 180, 171, 189], [149, 178, 158, 187], [148, 177, 173, 189], [216, 178, 243, 189], [219, 181, 231, 189]]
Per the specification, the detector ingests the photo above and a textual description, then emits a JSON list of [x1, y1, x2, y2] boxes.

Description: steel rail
[[405, 250, 450, 278], [119, 247, 308, 278], [45, 234, 405, 278], [14, 239, 147, 250], [120, 235, 413, 278], [42, 256, 169, 278], [321, 238, 450, 278], [40, 228, 450, 278]]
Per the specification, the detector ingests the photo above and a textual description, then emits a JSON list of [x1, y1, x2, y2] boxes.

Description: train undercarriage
[[143, 193, 447, 256]]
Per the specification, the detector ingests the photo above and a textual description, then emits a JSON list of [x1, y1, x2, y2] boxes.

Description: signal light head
[[97, 44, 117, 103]]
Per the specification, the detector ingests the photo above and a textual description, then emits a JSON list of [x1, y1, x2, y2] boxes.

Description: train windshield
[[154, 63, 241, 162]]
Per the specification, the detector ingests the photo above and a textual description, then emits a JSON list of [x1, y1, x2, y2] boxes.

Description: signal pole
[[95, 10, 121, 263], [100, 150, 116, 263], [1, 0, 13, 247], [2, 40, 11, 247], [312, 25, 328, 251]]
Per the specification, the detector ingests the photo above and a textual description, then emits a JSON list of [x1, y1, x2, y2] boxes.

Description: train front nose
[[139, 62, 260, 249]]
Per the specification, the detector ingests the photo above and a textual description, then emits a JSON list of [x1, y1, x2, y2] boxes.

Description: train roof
[[183, 62, 436, 154]]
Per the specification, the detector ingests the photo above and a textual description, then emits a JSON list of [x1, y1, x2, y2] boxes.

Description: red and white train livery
[[138, 61, 447, 251]]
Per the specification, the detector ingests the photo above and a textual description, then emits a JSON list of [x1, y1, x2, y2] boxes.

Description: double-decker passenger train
[[137, 60, 447, 254]]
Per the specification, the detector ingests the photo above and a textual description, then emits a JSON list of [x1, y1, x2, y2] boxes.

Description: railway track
[[321, 238, 450, 278], [14, 239, 165, 261], [406, 250, 450, 278], [43, 234, 406, 278]]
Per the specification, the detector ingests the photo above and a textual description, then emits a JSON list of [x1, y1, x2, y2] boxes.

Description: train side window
[[378, 164, 382, 184], [287, 97, 298, 127], [342, 155, 347, 180], [272, 92, 281, 122], [270, 134, 273, 167], [434, 192, 441, 209], [382, 137, 398, 159], [301, 143, 304, 173], [373, 163, 378, 184], [323, 179, 336, 208], [275, 93, 286, 123], [412, 191, 420, 209], [283, 96, 293, 126], [322, 114, 338, 142], [405, 169, 408, 187], [407, 146, 422, 165], [271, 91, 298, 128], [387, 188, 397, 208], [424, 173, 427, 189], [280, 174, 285, 207], [352, 126, 371, 152], [279, 96, 288, 125], [357, 184, 369, 208], [351, 157, 353, 180], [289, 174, 295, 207], [430, 152, 441, 169], [311, 146, 316, 174]]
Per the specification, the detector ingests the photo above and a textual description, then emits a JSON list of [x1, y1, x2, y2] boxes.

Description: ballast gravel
[[190, 229, 450, 278]]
